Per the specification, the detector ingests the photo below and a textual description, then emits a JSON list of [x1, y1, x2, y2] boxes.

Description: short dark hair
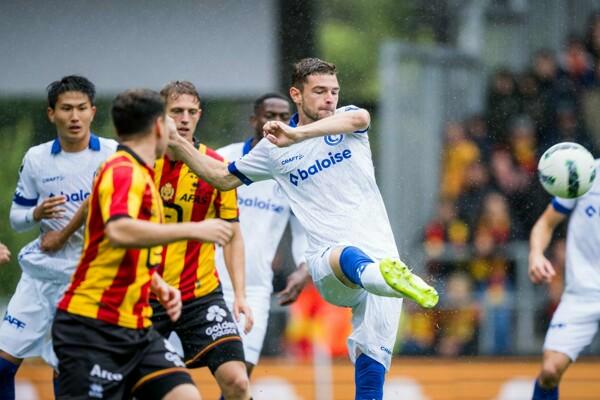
[[46, 75, 96, 109], [291, 58, 336, 89], [111, 89, 164, 137], [160, 80, 201, 104], [253, 93, 289, 113]]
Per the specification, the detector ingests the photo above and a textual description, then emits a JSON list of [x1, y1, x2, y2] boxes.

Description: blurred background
[[2, 0, 600, 399]]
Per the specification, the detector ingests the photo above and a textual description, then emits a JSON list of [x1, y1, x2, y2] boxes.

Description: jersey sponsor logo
[[281, 154, 304, 165], [238, 196, 285, 213], [41, 175, 65, 183], [205, 305, 238, 340], [88, 383, 104, 399], [90, 364, 123, 382], [206, 305, 227, 322], [289, 149, 352, 186], [324, 135, 344, 146], [178, 193, 211, 205], [49, 189, 90, 203], [3, 312, 26, 330]]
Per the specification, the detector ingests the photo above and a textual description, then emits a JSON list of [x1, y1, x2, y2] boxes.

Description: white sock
[[359, 263, 402, 298]]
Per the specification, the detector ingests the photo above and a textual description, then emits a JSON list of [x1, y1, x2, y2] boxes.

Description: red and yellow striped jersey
[[154, 144, 238, 302], [58, 146, 164, 329]]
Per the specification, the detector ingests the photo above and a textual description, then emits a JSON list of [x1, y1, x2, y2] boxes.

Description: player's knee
[[539, 361, 564, 387], [162, 383, 201, 400], [220, 372, 250, 397]]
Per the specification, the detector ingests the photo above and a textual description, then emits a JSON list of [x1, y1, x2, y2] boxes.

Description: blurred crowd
[[400, 13, 600, 357]]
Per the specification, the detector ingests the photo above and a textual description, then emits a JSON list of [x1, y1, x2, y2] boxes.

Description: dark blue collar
[[51, 134, 101, 154], [289, 113, 299, 128], [242, 137, 254, 156]]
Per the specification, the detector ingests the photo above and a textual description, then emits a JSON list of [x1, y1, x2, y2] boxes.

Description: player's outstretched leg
[[355, 354, 385, 400], [0, 352, 21, 400], [335, 246, 438, 308], [532, 350, 570, 400]]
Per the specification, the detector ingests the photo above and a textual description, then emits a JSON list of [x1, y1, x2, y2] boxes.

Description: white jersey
[[11, 135, 117, 282], [228, 106, 399, 272], [215, 139, 307, 295], [552, 159, 600, 298]]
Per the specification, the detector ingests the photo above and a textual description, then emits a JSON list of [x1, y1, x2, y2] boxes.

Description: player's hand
[[152, 274, 182, 322], [193, 219, 233, 246], [33, 195, 66, 221], [41, 231, 67, 252], [0, 243, 11, 265], [233, 296, 253, 334], [263, 121, 300, 147], [277, 264, 310, 306], [528, 252, 556, 284]]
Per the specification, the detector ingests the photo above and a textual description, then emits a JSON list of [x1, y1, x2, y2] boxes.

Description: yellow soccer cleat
[[379, 258, 439, 308]]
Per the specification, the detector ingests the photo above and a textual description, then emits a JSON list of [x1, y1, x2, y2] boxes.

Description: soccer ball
[[538, 142, 597, 198]]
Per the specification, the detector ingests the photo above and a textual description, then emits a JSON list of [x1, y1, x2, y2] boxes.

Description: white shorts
[[307, 246, 403, 370], [0, 272, 67, 368], [543, 293, 600, 361], [223, 289, 271, 365]]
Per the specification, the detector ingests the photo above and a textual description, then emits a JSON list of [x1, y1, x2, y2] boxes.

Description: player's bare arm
[[169, 133, 242, 191], [277, 263, 310, 306], [151, 273, 182, 322], [0, 243, 11, 266], [263, 109, 370, 147], [222, 221, 254, 333], [528, 205, 566, 284], [41, 198, 89, 252], [105, 218, 233, 248]]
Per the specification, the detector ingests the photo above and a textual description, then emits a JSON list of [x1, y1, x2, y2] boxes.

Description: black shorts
[[151, 286, 244, 372], [52, 310, 194, 400]]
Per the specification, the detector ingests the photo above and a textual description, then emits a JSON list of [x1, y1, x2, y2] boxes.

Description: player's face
[[296, 74, 339, 122], [165, 94, 202, 143], [47, 91, 96, 150], [251, 98, 290, 136], [156, 115, 176, 158]]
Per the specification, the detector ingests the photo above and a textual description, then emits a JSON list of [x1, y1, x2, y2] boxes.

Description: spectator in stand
[[423, 198, 470, 258], [558, 35, 595, 90], [548, 101, 596, 152], [456, 161, 493, 230], [585, 11, 600, 63], [481, 260, 514, 355], [440, 121, 480, 200], [435, 272, 479, 357], [507, 115, 538, 175], [581, 62, 600, 151], [465, 113, 493, 162], [398, 302, 436, 356], [517, 71, 545, 130], [490, 149, 530, 198], [532, 49, 560, 142], [475, 192, 517, 245], [486, 68, 521, 144]]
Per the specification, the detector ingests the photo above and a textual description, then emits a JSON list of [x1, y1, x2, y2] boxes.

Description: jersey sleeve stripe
[[552, 198, 573, 215], [228, 162, 253, 185], [13, 193, 38, 206]]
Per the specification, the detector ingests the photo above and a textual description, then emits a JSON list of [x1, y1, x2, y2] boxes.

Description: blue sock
[[0, 356, 19, 400], [53, 376, 60, 399], [340, 246, 374, 287], [532, 379, 558, 400], [355, 354, 385, 400]]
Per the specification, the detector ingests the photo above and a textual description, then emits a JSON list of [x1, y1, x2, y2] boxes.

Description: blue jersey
[[11, 134, 117, 282]]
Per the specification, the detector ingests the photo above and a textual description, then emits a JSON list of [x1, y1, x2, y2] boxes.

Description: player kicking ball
[[168, 58, 438, 400]]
